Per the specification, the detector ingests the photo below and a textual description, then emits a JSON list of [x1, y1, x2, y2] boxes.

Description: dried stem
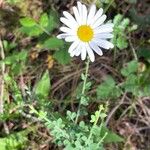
[[0, 36, 5, 114]]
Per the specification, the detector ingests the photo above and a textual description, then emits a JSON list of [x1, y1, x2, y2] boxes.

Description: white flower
[[57, 1, 114, 62]]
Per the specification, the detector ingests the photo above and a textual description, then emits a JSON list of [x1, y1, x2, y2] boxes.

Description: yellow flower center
[[77, 25, 94, 42]]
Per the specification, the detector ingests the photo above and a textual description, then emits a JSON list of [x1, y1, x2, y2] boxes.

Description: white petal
[[60, 17, 77, 29], [65, 36, 77, 42], [68, 40, 80, 53], [94, 38, 114, 49], [87, 5, 96, 25], [63, 11, 78, 26], [95, 23, 114, 33], [85, 43, 95, 62], [82, 4, 88, 24], [57, 33, 71, 39], [94, 33, 113, 39], [89, 41, 103, 56], [75, 49, 81, 56], [81, 45, 87, 60], [77, 2, 83, 21], [70, 43, 81, 57], [92, 15, 107, 29], [60, 27, 76, 35], [89, 8, 103, 25], [73, 6, 82, 25]]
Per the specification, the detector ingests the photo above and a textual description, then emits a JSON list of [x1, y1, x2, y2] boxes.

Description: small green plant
[[112, 14, 137, 50], [30, 104, 123, 150], [0, 130, 29, 150]]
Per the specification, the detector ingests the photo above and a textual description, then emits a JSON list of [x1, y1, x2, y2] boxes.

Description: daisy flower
[[57, 1, 114, 62]]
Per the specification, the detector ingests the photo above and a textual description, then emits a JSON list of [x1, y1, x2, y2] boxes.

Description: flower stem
[[75, 58, 90, 124]]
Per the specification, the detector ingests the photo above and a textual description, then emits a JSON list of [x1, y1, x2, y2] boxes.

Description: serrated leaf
[[34, 70, 51, 98], [40, 13, 49, 27], [116, 36, 128, 49], [113, 14, 123, 25], [123, 74, 139, 94], [20, 17, 36, 27], [121, 60, 138, 77], [97, 76, 121, 100], [0, 130, 29, 150], [53, 49, 71, 65], [100, 126, 124, 143], [43, 37, 64, 49]]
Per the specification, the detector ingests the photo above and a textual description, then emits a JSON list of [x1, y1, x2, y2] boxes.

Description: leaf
[[53, 49, 71, 65], [97, 76, 121, 100], [0, 130, 29, 150], [43, 37, 64, 49], [121, 60, 138, 77], [128, 0, 137, 3], [0, 51, 28, 65], [123, 74, 139, 94], [100, 125, 124, 143], [40, 13, 49, 27], [20, 26, 43, 37], [34, 70, 51, 98], [20, 17, 36, 27], [46, 11, 59, 32], [137, 47, 150, 59], [116, 36, 128, 49], [113, 14, 123, 26]]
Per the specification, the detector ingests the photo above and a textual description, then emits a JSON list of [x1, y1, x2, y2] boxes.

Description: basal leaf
[[20, 17, 36, 27], [43, 37, 64, 49], [40, 13, 49, 27], [121, 60, 138, 77], [34, 70, 51, 98], [53, 49, 71, 65]]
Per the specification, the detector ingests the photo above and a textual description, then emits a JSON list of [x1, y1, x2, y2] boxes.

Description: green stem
[[104, 0, 114, 13], [36, 24, 51, 36], [86, 107, 102, 146], [75, 58, 90, 124]]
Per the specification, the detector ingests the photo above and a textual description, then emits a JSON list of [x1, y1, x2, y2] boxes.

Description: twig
[[0, 37, 10, 134], [0, 36, 5, 114], [129, 34, 138, 61], [105, 92, 127, 125]]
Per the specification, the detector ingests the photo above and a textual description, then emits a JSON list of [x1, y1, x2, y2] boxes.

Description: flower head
[[57, 1, 114, 62]]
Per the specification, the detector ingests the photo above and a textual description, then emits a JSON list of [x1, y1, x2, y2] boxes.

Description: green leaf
[[113, 14, 123, 26], [90, 115, 96, 123], [0, 51, 28, 65], [123, 74, 139, 94], [128, 0, 137, 4], [101, 126, 124, 143], [34, 70, 51, 98], [137, 47, 150, 60], [97, 76, 121, 100], [0, 130, 29, 150], [116, 36, 128, 49], [121, 60, 138, 77], [53, 49, 71, 65], [20, 17, 36, 27], [20, 26, 43, 37], [43, 37, 64, 49], [40, 13, 49, 27], [46, 11, 59, 32]]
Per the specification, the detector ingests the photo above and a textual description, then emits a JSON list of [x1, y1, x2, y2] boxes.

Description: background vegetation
[[0, 0, 150, 149]]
